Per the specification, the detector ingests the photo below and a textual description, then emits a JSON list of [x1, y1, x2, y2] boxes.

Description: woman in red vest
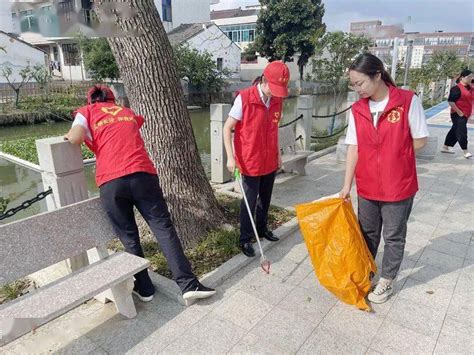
[[340, 53, 429, 304], [65, 85, 216, 303], [223, 61, 290, 257], [441, 69, 473, 158]]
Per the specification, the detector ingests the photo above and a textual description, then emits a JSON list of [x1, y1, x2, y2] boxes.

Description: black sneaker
[[182, 282, 216, 301], [132, 285, 154, 302]]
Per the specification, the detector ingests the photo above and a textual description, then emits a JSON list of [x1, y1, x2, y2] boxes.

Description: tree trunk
[[94, 0, 224, 248], [14, 88, 20, 108]]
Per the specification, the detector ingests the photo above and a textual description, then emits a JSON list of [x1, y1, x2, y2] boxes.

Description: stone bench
[[279, 125, 312, 175], [0, 198, 149, 345]]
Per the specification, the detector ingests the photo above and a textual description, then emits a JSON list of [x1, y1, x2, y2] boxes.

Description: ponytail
[[380, 70, 396, 87], [252, 75, 263, 86]]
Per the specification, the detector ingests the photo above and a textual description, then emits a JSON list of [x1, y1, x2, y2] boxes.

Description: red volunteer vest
[[75, 102, 156, 187], [234, 85, 283, 176], [352, 86, 418, 202], [451, 82, 472, 118]]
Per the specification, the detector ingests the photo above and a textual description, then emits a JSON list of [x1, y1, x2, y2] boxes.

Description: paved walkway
[[3, 109, 473, 354]]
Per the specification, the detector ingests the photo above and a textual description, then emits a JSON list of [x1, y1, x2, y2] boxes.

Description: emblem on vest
[[387, 106, 404, 123], [273, 112, 280, 123], [101, 106, 123, 116]]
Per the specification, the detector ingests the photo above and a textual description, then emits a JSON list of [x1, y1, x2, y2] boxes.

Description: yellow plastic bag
[[295, 197, 377, 310]]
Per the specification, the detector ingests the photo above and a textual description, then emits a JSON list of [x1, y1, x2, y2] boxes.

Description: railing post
[[336, 91, 358, 163], [36, 137, 90, 274], [210, 104, 232, 183], [296, 95, 313, 151]]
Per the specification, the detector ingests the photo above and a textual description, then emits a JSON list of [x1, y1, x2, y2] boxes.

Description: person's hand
[[339, 185, 351, 201], [227, 157, 236, 173], [64, 133, 70, 141]]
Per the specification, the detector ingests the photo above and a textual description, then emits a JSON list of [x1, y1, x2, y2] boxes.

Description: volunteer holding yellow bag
[[340, 53, 429, 304]]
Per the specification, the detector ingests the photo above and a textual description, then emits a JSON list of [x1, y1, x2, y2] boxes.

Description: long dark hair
[[455, 69, 472, 83], [349, 53, 396, 87], [252, 75, 263, 86]]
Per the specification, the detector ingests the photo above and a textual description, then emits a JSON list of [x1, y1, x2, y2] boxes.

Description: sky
[[212, 0, 474, 33]]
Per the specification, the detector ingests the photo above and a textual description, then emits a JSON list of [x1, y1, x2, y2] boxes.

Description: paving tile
[[253, 306, 316, 353], [385, 295, 446, 339], [240, 271, 296, 306], [318, 303, 384, 346], [212, 290, 273, 330], [397, 277, 456, 309], [369, 320, 436, 354], [278, 285, 336, 325], [434, 315, 474, 354], [160, 314, 246, 354], [416, 249, 464, 272], [297, 323, 368, 354], [229, 332, 289, 355]]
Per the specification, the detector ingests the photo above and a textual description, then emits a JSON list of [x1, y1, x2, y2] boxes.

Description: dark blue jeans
[[100, 172, 197, 295], [240, 171, 277, 243]]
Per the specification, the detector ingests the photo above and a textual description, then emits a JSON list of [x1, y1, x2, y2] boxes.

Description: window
[[58, 0, 74, 22], [62, 43, 81, 66], [162, 0, 172, 22], [220, 24, 256, 43], [217, 58, 223, 71], [20, 9, 39, 33]]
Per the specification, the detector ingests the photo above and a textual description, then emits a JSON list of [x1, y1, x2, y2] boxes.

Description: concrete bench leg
[[109, 278, 137, 319], [91, 246, 114, 304], [294, 159, 307, 175], [0, 318, 43, 346]]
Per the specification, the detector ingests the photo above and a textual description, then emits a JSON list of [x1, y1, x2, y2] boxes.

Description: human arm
[[223, 117, 238, 173]]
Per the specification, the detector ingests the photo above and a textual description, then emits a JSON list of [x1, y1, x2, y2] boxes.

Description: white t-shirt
[[72, 112, 93, 141], [228, 84, 271, 121], [345, 94, 429, 145]]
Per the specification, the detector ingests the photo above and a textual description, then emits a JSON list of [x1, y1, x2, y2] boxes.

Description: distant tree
[[173, 44, 229, 93], [80, 37, 120, 82], [311, 31, 371, 111], [253, 0, 326, 79], [1, 65, 35, 107], [425, 50, 464, 82]]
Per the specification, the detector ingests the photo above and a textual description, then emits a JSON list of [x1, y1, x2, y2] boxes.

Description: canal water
[[0, 94, 348, 223]]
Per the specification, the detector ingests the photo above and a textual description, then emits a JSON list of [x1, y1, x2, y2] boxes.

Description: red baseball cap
[[263, 61, 290, 98]]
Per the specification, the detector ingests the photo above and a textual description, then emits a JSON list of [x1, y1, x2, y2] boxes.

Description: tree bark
[[94, 0, 224, 248]]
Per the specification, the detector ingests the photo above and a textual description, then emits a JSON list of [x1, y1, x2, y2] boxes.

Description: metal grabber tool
[[234, 168, 271, 274]]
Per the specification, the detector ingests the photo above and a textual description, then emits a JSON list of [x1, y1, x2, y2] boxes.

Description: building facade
[[350, 20, 473, 69], [5, 0, 219, 81], [167, 22, 241, 74], [210, 6, 260, 50]]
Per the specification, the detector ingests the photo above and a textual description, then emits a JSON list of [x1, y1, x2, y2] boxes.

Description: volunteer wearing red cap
[[65, 85, 216, 303], [340, 53, 429, 304], [223, 61, 290, 257]]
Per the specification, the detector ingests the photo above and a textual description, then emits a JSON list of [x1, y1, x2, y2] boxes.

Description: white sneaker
[[464, 152, 472, 159], [132, 289, 154, 302], [441, 146, 455, 154], [368, 278, 393, 304]]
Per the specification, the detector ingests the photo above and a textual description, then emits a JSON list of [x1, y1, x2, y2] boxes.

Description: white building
[[0, 30, 47, 84], [5, 0, 221, 82], [157, 0, 219, 32], [168, 23, 241, 74], [210, 6, 259, 50]]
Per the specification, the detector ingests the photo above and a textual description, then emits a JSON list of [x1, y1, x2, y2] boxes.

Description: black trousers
[[239, 171, 276, 243], [444, 113, 468, 150], [100, 172, 197, 295]]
